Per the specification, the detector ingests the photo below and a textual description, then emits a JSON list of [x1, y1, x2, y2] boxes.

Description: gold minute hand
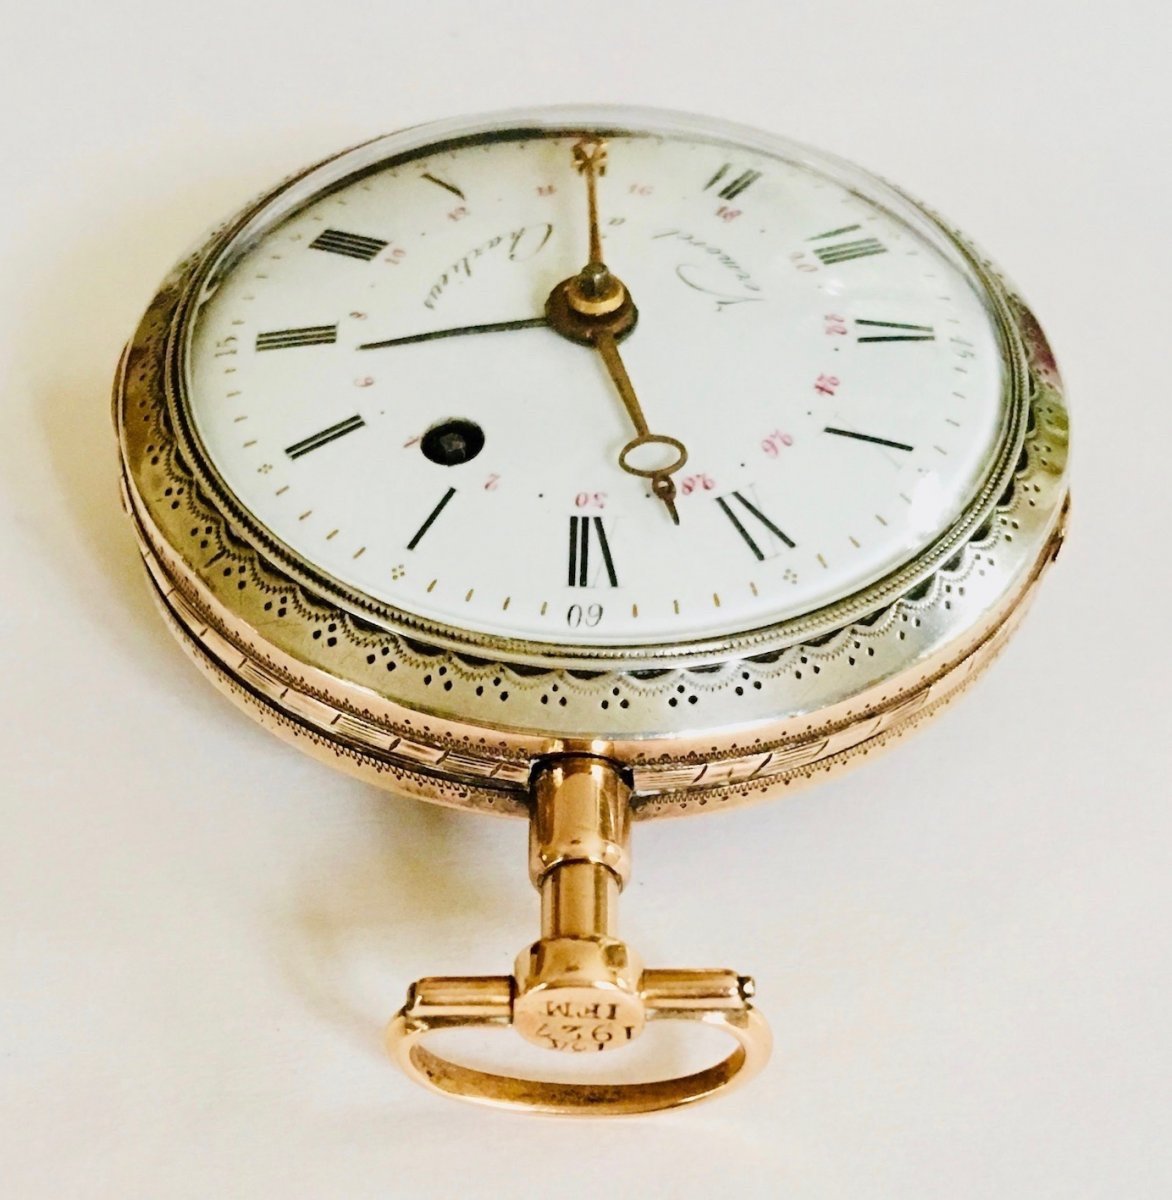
[[573, 136, 607, 266]]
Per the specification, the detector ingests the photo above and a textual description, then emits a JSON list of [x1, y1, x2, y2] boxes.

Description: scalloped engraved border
[[135, 498, 1065, 818]]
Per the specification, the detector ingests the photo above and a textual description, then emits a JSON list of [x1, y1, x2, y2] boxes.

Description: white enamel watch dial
[[186, 114, 1006, 647]]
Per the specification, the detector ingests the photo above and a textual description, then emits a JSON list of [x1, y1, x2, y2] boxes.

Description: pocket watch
[[113, 105, 1069, 1115]]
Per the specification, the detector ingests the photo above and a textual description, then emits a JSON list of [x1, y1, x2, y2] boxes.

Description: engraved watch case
[[114, 108, 1070, 1113]]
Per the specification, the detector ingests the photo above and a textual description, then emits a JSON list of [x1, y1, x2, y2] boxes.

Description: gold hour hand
[[596, 331, 688, 525]]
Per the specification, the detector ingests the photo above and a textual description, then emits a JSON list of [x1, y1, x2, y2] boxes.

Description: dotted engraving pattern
[[140, 501, 1061, 818], [115, 193, 1069, 817]]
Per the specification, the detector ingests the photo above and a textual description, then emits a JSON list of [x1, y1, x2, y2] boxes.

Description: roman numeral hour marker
[[567, 516, 619, 588], [421, 171, 465, 200], [716, 492, 795, 561], [808, 225, 887, 265], [855, 319, 936, 343], [255, 324, 337, 351], [704, 163, 762, 200], [284, 414, 366, 459], [824, 426, 915, 452], [309, 229, 388, 261], [407, 487, 457, 551]]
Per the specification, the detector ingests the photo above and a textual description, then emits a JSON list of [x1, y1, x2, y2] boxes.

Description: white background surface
[[1, 3, 1168, 1197]]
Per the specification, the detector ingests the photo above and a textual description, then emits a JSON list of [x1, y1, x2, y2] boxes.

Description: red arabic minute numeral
[[536, 184, 556, 196], [447, 206, 469, 222], [814, 374, 840, 396], [790, 251, 818, 273], [762, 431, 794, 457], [716, 205, 741, 222], [680, 474, 715, 496], [354, 376, 374, 388], [575, 491, 607, 510], [629, 184, 653, 196], [824, 313, 848, 335], [383, 246, 406, 265]]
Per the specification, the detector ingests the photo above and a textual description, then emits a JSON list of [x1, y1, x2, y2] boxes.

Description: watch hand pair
[[359, 136, 689, 525], [545, 136, 688, 524]]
